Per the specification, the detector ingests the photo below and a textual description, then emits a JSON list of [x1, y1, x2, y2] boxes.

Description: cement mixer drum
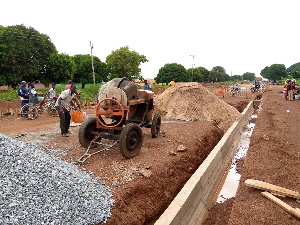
[[100, 87, 127, 106]]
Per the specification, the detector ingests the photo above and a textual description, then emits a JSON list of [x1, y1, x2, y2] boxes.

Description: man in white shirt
[[28, 82, 45, 109], [55, 84, 81, 137], [46, 83, 57, 101]]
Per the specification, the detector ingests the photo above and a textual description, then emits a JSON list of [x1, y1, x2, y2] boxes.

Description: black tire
[[151, 113, 161, 138], [78, 117, 98, 148], [21, 103, 38, 120], [47, 102, 58, 116], [119, 123, 143, 158]]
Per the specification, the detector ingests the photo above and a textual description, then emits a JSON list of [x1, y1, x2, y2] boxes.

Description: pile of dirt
[[154, 82, 242, 131], [0, 99, 21, 112]]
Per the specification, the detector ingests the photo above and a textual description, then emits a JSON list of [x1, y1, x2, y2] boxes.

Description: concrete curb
[[155, 101, 254, 225]]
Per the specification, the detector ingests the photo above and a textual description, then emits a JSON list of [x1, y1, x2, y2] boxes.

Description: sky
[[1, 0, 300, 79]]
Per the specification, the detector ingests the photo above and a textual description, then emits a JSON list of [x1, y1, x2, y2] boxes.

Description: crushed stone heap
[[0, 133, 114, 225], [154, 82, 242, 131]]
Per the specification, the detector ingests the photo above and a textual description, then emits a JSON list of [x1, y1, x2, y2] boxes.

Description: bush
[[79, 84, 101, 103], [0, 88, 19, 101]]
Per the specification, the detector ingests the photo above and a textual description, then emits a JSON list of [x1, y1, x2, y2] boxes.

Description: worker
[[65, 80, 72, 90], [28, 82, 45, 110], [55, 84, 81, 137], [288, 79, 295, 101], [169, 78, 176, 86], [17, 81, 29, 107], [144, 79, 151, 90], [46, 83, 57, 101], [283, 79, 290, 100]]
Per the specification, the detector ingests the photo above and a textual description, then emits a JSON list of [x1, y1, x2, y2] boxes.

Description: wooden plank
[[262, 191, 300, 219], [245, 179, 300, 199]]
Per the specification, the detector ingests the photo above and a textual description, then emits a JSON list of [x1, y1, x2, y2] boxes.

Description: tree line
[[0, 25, 298, 87], [155, 64, 256, 84], [0, 25, 147, 87]]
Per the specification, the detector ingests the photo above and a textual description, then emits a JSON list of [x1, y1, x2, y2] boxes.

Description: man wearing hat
[[17, 81, 29, 107]]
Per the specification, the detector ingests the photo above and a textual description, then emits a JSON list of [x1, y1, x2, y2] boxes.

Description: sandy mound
[[154, 82, 242, 131]]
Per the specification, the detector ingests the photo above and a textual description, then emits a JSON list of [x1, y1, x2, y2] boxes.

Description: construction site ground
[[0, 84, 299, 224]]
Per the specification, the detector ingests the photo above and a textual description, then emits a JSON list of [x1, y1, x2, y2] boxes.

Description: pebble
[[177, 144, 187, 152], [0, 133, 114, 224]]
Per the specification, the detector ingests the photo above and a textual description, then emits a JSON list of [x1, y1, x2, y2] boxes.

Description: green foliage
[[46, 53, 76, 84], [187, 67, 204, 82], [210, 70, 230, 82], [0, 88, 19, 100], [72, 54, 108, 85], [198, 67, 210, 82], [79, 84, 101, 103], [211, 66, 226, 74], [155, 63, 188, 83], [54, 85, 67, 96], [286, 62, 300, 79], [230, 75, 242, 81], [242, 72, 255, 81], [261, 64, 286, 81], [0, 25, 57, 87], [106, 46, 148, 81], [152, 84, 169, 88]]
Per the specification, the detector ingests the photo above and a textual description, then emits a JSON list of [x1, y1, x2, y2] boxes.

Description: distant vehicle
[[230, 86, 241, 96]]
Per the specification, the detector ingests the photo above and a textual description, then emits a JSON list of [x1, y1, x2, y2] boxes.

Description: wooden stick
[[262, 191, 300, 219], [245, 179, 300, 199]]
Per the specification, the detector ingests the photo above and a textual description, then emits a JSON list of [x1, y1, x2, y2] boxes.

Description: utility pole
[[90, 41, 95, 86], [190, 55, 195, 82]]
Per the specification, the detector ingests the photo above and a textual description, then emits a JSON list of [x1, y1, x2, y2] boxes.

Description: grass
[[0, 88, 19, 101]]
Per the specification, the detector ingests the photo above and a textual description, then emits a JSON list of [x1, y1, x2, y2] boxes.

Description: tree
[[155, 63, 188, 84], [209, 66, 230, 82], [261, 64, 286, 81], [211, 66, 226, 74], [187, 67, 203, 82], [106, 46, 148, 81], [0, 25, 57, 87], [242, 72, 255, 81], [230, 75, 242, 81], [286, 62, 300, 79], [198, 67, 210, 82], [45, 53, 76, 84], [210, 71, 230, 82], [73, 54, 108, 87]]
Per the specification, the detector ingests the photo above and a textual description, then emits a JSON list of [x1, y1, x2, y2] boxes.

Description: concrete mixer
[[78, 78, 161, 161]]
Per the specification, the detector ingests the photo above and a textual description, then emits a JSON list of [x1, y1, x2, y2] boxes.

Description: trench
[[215, 114, 256, 203], [155, 100, 261, 225]]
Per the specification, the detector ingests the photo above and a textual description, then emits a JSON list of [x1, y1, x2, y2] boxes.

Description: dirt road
[[3, 84, 294, 224], [204, 85, 300, 225]]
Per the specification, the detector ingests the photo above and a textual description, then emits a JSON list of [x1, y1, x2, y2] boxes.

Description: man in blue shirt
[[17, 81, 29, 107], [144, 80, 151, 90]]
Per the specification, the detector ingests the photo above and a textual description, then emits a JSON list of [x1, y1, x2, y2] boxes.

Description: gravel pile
[[0, 133, 114, 224]]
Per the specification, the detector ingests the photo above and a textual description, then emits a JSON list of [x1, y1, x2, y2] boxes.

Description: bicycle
[[44, 98, 58, 116], [20, 103, 42, 120]]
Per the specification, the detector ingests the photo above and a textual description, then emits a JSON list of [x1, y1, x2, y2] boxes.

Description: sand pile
[[154, 82, 242, 131]]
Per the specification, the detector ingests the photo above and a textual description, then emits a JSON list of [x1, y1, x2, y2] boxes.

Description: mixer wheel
[[79, 117, 98, 148], [151, 113, 161, 138], [119, 123, 143, 158]]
